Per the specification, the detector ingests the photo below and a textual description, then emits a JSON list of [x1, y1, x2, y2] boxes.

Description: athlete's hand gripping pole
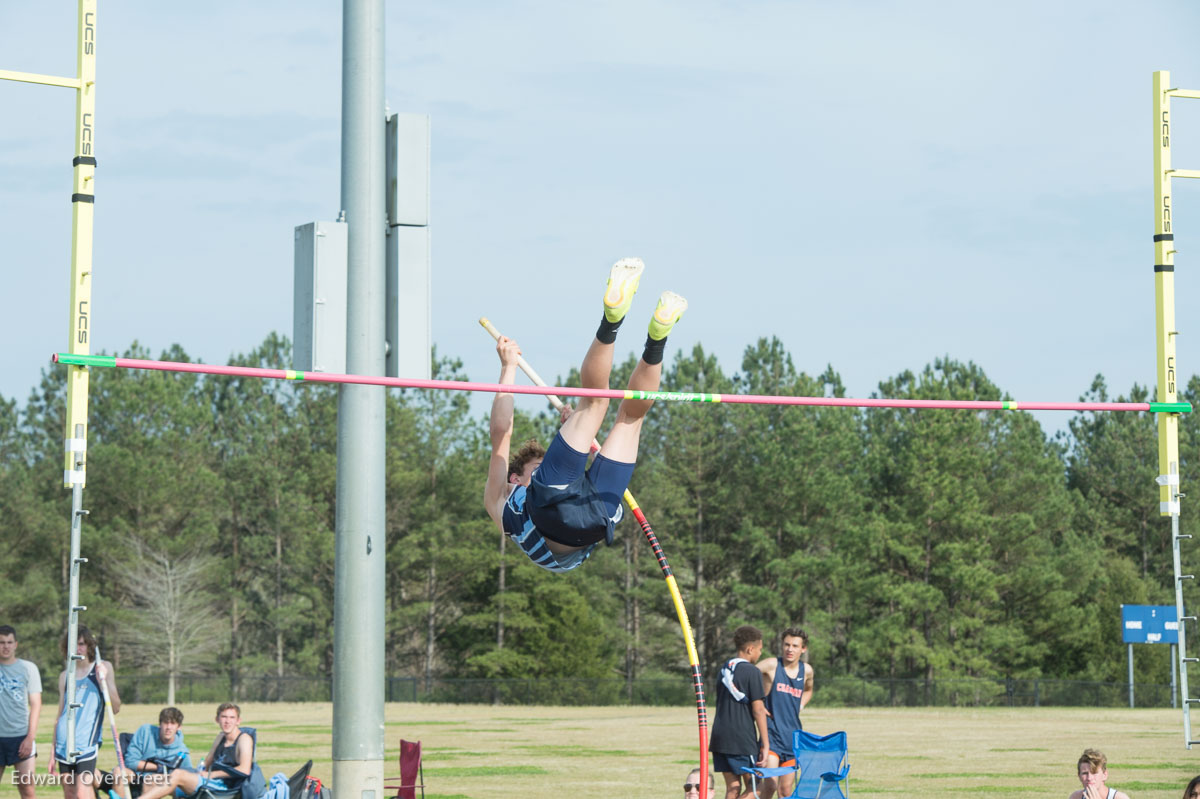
[[94, 647, 130, 799], [480, 317, 709, 799]]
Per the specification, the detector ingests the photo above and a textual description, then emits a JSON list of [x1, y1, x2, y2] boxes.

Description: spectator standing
[[709, 625, 768, 799], [755, 627, 813, 799], [0, 625, 42, 799]]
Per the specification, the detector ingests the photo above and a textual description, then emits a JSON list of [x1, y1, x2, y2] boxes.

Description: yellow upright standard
[[0, 0, 99, 761], [65, 0, 98, 488], [1154, 70, 1200, 748], [1154, 71, 1182, 517]]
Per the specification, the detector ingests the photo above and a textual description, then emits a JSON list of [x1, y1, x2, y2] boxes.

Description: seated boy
[[99, 706, 191, 797]]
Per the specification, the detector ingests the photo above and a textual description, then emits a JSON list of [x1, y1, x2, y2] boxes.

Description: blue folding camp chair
[[740, 729, 850, 799]]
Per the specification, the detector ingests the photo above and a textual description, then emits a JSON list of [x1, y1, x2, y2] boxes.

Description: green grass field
[[19, 703, 1200, 798]]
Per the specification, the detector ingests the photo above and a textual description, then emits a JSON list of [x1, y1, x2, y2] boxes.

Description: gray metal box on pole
[[293, 221, 348, 373], [385, 112, 431, 379]]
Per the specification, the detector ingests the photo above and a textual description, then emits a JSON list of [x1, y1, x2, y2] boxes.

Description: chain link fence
[[42, 674, 1179, 708]]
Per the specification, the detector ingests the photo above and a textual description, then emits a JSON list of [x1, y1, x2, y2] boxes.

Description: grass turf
[[30, 703, 1200, 798]]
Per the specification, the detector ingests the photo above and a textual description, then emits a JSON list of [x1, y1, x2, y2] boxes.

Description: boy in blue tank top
[[51, 625, 119, 799], [755, 627, 814, 799], [484, 258, 687, 573]]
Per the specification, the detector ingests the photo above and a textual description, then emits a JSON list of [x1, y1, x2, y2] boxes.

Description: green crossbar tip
[[54, 353, 116, 368], [1149, 402, 1193, 413]]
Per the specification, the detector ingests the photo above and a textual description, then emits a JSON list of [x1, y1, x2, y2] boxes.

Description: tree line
[[1, 333, 1197, 701]]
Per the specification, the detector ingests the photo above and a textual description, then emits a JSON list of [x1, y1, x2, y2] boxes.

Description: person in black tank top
[[755, 628, 813, 799]]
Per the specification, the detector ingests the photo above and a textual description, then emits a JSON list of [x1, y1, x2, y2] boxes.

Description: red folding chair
[[383, 739, 425, 799]]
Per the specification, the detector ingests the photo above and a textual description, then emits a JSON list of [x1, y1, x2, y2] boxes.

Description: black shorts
[[56, 756, 97, 775], [712, 751, 755, 775], [0, 736, 34, 767], [527, 433, 634, 547]]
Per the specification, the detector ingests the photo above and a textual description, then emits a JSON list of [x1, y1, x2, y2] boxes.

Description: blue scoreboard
[[1121, 604, 1179, 644]]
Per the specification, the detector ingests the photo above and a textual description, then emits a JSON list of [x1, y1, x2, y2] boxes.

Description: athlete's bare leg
[[558, 259, 644, 453], [597, 291, 687, 464]]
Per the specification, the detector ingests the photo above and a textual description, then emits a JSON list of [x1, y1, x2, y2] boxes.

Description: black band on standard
[[1155, 264, 1175, 272], [73, 156, 97, 167], [71, 193, 95, 203], [1155, 234, 1174, 242]]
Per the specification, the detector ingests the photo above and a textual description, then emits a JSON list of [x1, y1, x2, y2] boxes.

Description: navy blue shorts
[[768, 721, 802, 765], [0, 736, 34, 767], [527, 433, 634, 547], [712, 751, 756, 775]]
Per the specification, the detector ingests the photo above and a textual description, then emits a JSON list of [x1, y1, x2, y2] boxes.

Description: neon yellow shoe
[[603, 257, 645, 323], [647, 291, 688, 340]]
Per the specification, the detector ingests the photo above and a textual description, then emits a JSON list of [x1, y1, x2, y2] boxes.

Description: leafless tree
[[110, 536, 224, 705]]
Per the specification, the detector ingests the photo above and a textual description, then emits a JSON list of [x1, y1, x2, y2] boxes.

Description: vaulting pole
[[52, 353, 1192, 415], [94, 647, 129, 799], [477, 317, 709, 799]]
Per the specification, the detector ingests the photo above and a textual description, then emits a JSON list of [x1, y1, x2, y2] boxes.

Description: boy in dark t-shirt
[[709, 625, 768, 799]]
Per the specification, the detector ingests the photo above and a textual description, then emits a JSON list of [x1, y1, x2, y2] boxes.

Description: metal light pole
[[333, 1, 387, 795]]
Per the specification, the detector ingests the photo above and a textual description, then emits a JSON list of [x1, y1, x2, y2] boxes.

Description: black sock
[[596, 315, 624, 344], [642, 334, 667, 365]]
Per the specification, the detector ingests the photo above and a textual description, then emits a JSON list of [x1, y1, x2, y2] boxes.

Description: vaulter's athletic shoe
[[603, 257, 645, 323], [647, 291, 688, 340]]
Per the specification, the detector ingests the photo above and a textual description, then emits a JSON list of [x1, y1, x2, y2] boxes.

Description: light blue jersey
[[53, 667, 104, 762]]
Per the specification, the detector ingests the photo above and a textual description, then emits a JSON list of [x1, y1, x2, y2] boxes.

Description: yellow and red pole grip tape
[[479, 317, 710, 799]]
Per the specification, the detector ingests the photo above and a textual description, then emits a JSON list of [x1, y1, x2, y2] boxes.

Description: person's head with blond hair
[[1073, 749, 1130, 799]]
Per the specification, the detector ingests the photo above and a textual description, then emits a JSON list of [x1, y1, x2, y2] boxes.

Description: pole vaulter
[[478, 317, 711, 799], [51, 353, 1192, 415]]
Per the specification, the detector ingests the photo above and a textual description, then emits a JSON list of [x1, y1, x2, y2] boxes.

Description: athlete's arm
[[751, 698, 769, 767], [202, 734, 222, 775], [484, 337, 521, 527], [757, 657, 776, 704], [800, 663, 814, 710], [98, 659, 121, 712], [234, 734, 254, 776], [21, 686, 40, 759]]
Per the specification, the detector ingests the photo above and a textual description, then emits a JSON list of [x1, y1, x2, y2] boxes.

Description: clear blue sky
[[3, 1, 1200, 434]]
